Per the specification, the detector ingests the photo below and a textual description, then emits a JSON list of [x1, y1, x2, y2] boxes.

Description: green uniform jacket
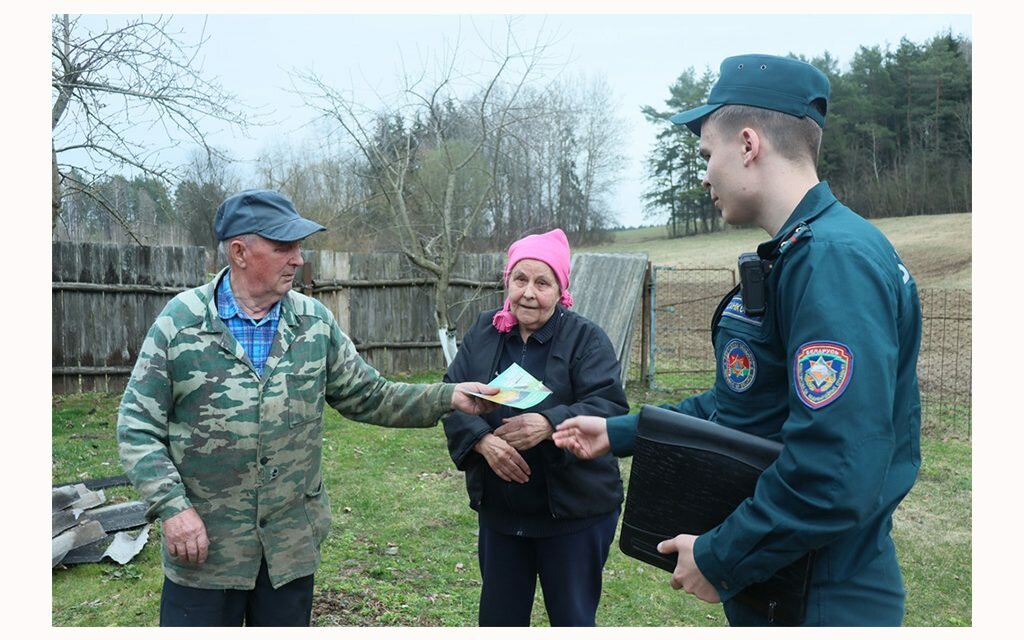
[[608, 182, 922, 622], [117, 268, 456, 589]]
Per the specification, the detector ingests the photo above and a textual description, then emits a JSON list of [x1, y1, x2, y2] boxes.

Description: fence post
[[640, 261, 653, 388], [302, 263, 313, 296]]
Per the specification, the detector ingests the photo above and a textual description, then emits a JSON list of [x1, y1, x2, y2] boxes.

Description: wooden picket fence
[[52, 242, 505, 394]]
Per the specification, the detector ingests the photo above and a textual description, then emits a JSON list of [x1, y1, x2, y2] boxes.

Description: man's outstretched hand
[[552, 415, 611, 459], [451, 382, 500, 415]]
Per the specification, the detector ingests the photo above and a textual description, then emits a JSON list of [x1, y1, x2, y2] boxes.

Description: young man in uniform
[[553, 54, 922, 626]]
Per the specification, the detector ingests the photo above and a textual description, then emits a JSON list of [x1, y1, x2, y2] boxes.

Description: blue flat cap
[[671, 54, 830, 135], [214, 189, 326, 242]]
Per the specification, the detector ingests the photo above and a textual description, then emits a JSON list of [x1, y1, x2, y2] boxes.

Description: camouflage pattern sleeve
[[321, 311, 456, 426], [117, 304, 193, 523]]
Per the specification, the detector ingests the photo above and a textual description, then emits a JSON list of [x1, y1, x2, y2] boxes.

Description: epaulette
[[775, 222, 813, 256]]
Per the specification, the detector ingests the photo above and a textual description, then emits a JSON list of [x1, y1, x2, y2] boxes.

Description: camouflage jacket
[[117, 268, 455, 589]]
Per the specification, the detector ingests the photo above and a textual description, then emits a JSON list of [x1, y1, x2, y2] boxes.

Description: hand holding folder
[[619, 405, 815, 626]]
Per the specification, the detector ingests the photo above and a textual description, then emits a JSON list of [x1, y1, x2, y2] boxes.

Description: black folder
[[619, 405, 815, 626]]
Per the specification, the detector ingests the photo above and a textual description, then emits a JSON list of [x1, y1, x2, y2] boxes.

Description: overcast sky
[[68, 11, 971, 228]]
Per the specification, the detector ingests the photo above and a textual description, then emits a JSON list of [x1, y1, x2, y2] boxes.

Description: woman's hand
[[473, 433, 531, 483], [494, 413, 552, 451]]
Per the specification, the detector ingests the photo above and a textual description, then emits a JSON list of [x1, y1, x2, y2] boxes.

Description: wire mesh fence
[[625, 267, 734, 396], [917, 289, 972, 438], [627, 267, 971, 440]]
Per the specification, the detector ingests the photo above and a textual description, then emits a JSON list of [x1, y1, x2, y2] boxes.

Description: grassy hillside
[[592, 212, 971, 290]]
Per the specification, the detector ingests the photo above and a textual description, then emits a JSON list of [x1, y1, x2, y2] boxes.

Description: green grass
[[51, 393, 123, 484], [52, 380, 971, 626], [894, 438, 972, 626], [51, 393, 165, 626]]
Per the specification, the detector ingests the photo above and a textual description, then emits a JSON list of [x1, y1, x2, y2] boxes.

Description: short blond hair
[[705, 104, 824, 166]]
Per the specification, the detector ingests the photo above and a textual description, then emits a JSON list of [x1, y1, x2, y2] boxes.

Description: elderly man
[[117, 189, 496, 626]]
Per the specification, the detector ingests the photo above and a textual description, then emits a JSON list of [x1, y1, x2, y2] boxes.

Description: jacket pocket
[[288, 373, 325, 428], [303, 479, 332, 546]]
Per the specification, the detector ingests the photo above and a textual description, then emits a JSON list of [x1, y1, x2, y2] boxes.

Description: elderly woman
[[443, 228, 628, 626]]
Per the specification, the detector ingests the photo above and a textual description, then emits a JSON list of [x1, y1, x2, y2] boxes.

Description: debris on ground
[[52, 479, 150, 569]]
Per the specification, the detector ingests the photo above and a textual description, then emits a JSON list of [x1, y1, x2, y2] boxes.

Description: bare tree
[[252, 136, 373, 250], [485, 75, 624, 247], [51, 14, 256, 242], [294, 20, 556, 363], [173, 151, 239, 253], [574, 75, 626, 238]]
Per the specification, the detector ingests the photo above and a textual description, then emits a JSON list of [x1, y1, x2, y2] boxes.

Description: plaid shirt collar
[[216, 270, 282, 327]]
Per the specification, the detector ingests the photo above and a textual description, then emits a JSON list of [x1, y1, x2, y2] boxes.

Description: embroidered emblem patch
[[794, 341, 853, 409], [721, 338, 756, 393]]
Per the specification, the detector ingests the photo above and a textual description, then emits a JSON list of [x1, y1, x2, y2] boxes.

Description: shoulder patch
[[721, 338, 756, 393], [794, 341, 853, 409]]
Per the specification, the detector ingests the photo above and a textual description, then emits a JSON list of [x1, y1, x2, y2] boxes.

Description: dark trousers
[[477, 511, 619, 626], [159, 557, 314, 626]]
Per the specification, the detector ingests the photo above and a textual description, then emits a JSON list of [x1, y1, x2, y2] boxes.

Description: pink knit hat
[[492, 228, 574, 333]]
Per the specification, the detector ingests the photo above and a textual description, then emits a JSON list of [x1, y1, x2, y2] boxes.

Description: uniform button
[[721, 580, 730, 590], [259, 518, 268, 528], [260, 456, 270, 465]]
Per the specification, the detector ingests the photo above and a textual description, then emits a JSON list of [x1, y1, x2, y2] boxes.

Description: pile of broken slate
[[52, 475, 152, 569]]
